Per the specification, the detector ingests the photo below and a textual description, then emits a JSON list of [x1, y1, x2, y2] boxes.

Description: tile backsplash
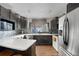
[[0, 31, 16, 39]]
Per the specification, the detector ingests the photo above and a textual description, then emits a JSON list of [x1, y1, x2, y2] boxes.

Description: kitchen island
[[0, 33, 58, 56], [13, 33, 58, 45], [0, 37, 36, 56]]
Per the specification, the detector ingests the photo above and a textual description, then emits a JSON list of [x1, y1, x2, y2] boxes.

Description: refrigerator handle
[[63, 17, 69, 46]]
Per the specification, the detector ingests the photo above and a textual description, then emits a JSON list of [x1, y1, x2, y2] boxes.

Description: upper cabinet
[[9, 10, 27, 30], [20, 16, 27, 29], [9, 10, 17, 22], [0, 5, 27, 32], [51, 17, 59, 34], [0, 5, 10, 20], [67, 3, 79, 13], [9, 11, 19, 30]]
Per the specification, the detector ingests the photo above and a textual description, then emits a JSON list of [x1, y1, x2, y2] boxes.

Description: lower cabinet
[[52, 35, 59, 52], [26, 43, 36, 56], [12, 43, 36, 56], [33, 35, 52, 45]]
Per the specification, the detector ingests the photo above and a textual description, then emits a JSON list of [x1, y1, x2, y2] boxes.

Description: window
[[32, 23, 49, 33]]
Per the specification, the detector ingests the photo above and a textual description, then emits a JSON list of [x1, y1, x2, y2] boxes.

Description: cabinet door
[[15, 18, 18, 30], [20, 17, 27, 29], [51, 18, 58, 33], [20, 19, 23, 29], [14, 14, 20, 30], [0, 6, 9, 19], [22, 20, 27, 29], [17, 18, 21, 29], [9, 11, 16, 21], [53, 35, 58, 51], [33, 35, 52, 45], [15, 17, 19, 30]]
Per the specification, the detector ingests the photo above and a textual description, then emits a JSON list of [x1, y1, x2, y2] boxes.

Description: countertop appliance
[[59, 7, 79, 56]]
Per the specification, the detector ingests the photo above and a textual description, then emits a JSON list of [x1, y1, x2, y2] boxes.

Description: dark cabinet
[[9, 11, 20, 30], [21, 19, 26, 29], [0, 5, 27, 32], [0, 5, 9, 20], [14, 14, 21, 30], [51, 17, 58, 34], [67, 3, 79, 13], [18, 18, 21, 29], [9, 11, 17, 21], [20, 16, 27, 29], [16, 17, 20, 30], [33, 35, 52, 45]]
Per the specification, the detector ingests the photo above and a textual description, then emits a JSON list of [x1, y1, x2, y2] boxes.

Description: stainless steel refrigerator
[[59, 7, 79, 56]]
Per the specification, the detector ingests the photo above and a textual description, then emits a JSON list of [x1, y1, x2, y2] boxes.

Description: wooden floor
[[36, 45, 58, 56], [0, 49, 14, 56], [0, 45, 58, 56]]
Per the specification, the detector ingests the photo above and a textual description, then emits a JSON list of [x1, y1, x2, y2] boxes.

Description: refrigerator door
[[67, 7, 79, 56], [63, 17, 69, 46]]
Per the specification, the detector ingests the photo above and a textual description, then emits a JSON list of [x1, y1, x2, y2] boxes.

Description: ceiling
[[8, 3, 67, 19]]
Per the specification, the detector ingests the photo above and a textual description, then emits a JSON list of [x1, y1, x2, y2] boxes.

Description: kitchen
[[0, 3, 79, 56]]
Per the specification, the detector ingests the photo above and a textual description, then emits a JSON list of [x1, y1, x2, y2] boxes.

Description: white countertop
[[24, 33, 58, 35], [0, 38, 36, 51], [14, 33, 58, 37], [0, 33, 58, 51], [11, 33, 58, 40], [24, 33, 54, 35]]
